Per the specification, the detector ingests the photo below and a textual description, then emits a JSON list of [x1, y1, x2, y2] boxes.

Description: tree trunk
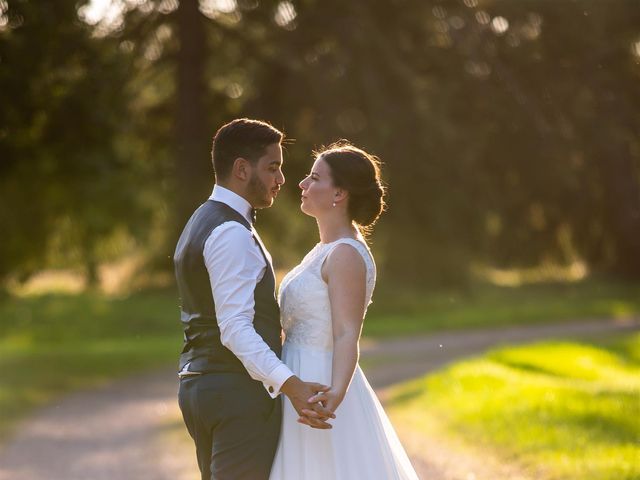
[[174, 0, 209, 241], [593, 92, 640, 278]]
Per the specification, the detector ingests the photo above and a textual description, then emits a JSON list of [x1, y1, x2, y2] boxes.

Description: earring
[[332, 202, 336, 207]]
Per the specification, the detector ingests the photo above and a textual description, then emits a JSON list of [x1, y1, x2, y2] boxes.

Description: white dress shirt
[[200, 185, 293, 398]]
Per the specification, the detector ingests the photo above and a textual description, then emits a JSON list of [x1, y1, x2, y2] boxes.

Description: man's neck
[[217, 182, 250, 204]]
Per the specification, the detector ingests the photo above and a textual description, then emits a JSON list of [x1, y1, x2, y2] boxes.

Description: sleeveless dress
[[269, 237, 419, 480]]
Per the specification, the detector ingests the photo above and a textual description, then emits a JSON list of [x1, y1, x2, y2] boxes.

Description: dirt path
[[0, 317, 637, 480]]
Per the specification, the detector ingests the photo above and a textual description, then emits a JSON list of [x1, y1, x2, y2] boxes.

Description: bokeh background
[[1, 1, 639, 479]]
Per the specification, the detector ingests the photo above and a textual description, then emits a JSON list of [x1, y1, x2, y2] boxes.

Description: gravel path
[[0, 317, 637, 480]]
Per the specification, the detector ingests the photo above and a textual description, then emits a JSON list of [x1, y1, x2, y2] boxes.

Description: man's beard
[[247, 171, 270, 208]]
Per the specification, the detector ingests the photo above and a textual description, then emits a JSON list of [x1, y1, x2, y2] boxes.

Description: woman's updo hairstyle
[[316, 141, 386, 229]]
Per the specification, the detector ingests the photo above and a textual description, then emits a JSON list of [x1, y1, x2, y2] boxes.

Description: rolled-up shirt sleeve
[[204, 222, 294, 398]]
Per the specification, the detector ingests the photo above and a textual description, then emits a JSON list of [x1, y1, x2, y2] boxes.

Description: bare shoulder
[[324, 242, 366, 280], [328, 242, 364, 262]]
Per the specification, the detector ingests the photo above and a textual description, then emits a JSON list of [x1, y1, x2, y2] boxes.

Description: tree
[[0, 0, 151, 284], [2, 0, 639, 287]]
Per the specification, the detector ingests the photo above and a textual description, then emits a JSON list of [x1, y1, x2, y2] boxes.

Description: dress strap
[[322, 238, 376, 309], [326, 238, 368, 260]]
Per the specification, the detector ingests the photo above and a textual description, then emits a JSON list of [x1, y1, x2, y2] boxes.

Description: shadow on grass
[[490, 359, 571, 379], [559, 407, 640, 445], [387, 382, 425, 405]]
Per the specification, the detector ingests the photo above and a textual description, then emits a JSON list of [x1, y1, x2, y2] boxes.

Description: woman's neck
[[316, 215, 357, 244]]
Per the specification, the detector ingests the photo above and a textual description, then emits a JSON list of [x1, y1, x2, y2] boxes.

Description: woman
[[270, 142, 419, 479]]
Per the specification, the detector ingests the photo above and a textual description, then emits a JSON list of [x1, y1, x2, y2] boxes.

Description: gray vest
[[174, 200, 281, 373]]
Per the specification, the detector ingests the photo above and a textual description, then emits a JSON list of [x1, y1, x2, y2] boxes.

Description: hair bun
[[317, 143, 387, 229], [352, 182, 385, 227]]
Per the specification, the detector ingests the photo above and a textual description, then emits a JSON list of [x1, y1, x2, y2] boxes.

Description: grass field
[[387, 332, 640, 480], [1, 280, 639, 443], [365, 279, 640, 336], [0, 290, 180, 439]]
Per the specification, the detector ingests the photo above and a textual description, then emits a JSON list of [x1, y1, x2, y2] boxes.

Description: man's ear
[[231, 157, 251, 181]]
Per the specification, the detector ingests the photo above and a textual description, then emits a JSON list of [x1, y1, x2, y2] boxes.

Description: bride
[[270, 142, 419, 479]]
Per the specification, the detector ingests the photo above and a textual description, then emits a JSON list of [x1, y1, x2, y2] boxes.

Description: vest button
[[268, 386, 274, 393]]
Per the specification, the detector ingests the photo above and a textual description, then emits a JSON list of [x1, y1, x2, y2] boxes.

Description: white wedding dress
[[269, 237, 419, 480]]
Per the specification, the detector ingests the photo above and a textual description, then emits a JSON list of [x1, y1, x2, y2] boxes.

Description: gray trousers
[[178, 372, 282, 480]]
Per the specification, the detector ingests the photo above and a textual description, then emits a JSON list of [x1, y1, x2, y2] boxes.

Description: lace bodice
[[278, 237, 376, 351]]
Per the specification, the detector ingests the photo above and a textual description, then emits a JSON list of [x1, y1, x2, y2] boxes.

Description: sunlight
[[274, 1, 297, 30], [472, 261, 589, 287], [225, 82, 243, 99], [158, 0, 178, 14], [7, 269, 86, 296], [200, 0, 238, 16], [491, 16, 509, 35], [475, 11, 490, 25], [432, 6, 446, 19], [77, 0, 124, 26], [0, 0, 8, 30], [464, 60, 491, 78], [523, 13, 542, 40], [147, 23, 172, 61]]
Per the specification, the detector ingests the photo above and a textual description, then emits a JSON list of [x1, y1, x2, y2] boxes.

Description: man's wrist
[[280, 375, 302, 397]]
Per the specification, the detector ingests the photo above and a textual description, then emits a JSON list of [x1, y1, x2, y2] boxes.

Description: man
[[174, 118, 334, 480]]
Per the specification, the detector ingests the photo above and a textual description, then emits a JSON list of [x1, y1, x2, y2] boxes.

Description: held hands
[[280, 376, 336, 429], [301, 388, 344, 424]]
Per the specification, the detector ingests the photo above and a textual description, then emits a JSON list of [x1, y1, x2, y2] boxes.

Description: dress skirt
[[269, 341, 419, 480]]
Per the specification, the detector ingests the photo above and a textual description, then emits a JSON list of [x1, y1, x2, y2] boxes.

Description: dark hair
[[317, 141, 386, 229], [212, 118, 283, 181]]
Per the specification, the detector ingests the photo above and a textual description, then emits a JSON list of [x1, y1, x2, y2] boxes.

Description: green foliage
[[2, 0, 639, 286], [0, 0, 159, 282], [388, 334, 640, 480]]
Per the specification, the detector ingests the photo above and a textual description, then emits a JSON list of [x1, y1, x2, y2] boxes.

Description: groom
[[174, 118, 335, 480]]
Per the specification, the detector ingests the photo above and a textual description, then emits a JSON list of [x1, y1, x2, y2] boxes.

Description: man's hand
[[280, 376, 335, 429]]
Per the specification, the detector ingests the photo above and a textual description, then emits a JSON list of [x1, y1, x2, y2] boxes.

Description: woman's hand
[[299, 388, 345, 422], [281, 376, 335, 429]]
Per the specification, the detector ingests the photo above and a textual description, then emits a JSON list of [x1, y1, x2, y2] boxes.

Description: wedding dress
[[269, 237, 419, 480]]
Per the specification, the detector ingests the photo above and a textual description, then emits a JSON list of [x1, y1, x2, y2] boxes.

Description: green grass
[[0, 280, 638, 443], [0, 289, 182, 440], [364, 280, 640, 337], [2, 280, 637, 343], [0, 288, 180, 341], [387, 333, 640, 480]]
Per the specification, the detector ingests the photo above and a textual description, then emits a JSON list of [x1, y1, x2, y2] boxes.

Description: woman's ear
[[334, 188, 348, 203]]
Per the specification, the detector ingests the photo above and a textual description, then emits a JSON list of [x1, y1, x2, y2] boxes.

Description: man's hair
[[212, 118, 283, 181]]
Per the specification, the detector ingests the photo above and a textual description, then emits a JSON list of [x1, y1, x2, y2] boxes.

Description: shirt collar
[[210, 185, 253, 224]]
